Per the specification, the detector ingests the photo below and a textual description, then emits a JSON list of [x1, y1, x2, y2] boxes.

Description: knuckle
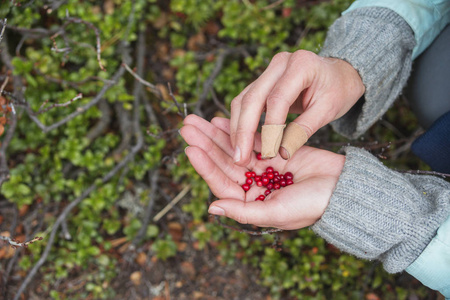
[[266, 89, 289, 108], [290, 50, 317, 66], [271, 51, 291, 64]]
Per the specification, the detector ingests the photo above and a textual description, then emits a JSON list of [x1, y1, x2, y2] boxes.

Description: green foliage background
[[0, 0, 434, 299]]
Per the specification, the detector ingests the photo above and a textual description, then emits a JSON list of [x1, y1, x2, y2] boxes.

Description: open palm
[[180, 114, 345, 230]]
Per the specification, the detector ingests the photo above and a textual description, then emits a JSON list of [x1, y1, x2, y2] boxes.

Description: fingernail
[[208, 206, 225, 216], [233, 146, 241, 163], [184, 146, 190, 154]]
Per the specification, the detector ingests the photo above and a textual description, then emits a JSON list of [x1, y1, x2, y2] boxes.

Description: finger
[[264, 50, 318, 126], [279, 103, 332, 159], [183, 114, 234, 156], [208, 198, 286, 228], [185, 146, 245, 200], [212, 117, 262, 153], [230, 83, 253, 149], [180, 125, 247, 182], [234, 52, 291, 166]]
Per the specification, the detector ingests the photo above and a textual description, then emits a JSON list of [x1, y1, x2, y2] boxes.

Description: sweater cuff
[[311, 147, 450, 273], [319, 7, 416, 138]]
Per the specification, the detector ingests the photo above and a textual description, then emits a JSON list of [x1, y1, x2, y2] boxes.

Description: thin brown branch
[[0, 235, 43, 249], [35, 93, 83, 115], [0, 18, 6, 46], [167, 82, 186, 117], [122, 62, 162, 99], [261, 0, 285, 10], [62, 17, 105, 71], [25, 65, 125, 133]]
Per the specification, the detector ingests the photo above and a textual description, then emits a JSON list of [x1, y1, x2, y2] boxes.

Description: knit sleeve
[[319, 7, 416, 139], [311, 147, 450, 273]]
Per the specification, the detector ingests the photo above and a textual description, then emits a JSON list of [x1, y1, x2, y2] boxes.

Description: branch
[[0, 235, 43, 249], [194, 48, 231, 116], [0, 18, 6, 46], [25, 65, 125, 133], [35, 93, 83, 115], [60, 17, 105, 71], [122, 62, 162, 99]]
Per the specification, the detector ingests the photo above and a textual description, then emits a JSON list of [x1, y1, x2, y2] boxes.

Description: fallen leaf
[[130, 271, 142, 286], [135, 252, 147, 266]]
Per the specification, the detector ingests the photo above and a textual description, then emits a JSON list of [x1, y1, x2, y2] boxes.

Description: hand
[[180, 114, 345, 230], [230, 50, 365, 166]]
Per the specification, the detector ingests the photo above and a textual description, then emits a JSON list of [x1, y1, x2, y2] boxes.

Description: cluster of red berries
[[242, 164, 294, 201]]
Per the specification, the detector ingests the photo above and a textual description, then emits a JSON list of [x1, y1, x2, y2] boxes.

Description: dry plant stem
[[35, 93, 83, 115], [0, 18, 6, 45], [153, 184, 191, 222], [132, 169, 159, 246], [26, 66, 126, 133], [61, 17, 105, 71], [122, 62, 162, 99], [211, 88, 230, 117], [167, 82, 186, 117], [194, 48, 231, 117], [0, 236, 43, 248]]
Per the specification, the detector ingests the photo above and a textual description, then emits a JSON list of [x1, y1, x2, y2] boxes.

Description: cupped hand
[[180, 114, 345, 230], [230, 50, 365, 166]]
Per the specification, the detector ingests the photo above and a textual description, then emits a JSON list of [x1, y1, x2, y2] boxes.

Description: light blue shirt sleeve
[[344, 0, 450, 59], [406, 214, 450, 299]]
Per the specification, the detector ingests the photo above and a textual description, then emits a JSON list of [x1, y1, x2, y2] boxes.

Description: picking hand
[[180, 114, 345, 230], [230, 50, 364, 166]]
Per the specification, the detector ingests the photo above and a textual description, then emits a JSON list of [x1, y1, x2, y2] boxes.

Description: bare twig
[[397, 169, 450, 179], [194, 48, 231, 116], [262, 0, 285, 10], [167, 82, 185, 117], [0, 18, 6, 45], [132, 169, 160, 246], [25, 66, 125, 133], [0, 235, 43, 249], [122, 62, 162, 99], [153, 184, 191, 222], [62, 17, 105, 71], [35, 93, 83, 115], [211, 88, 230, 117]]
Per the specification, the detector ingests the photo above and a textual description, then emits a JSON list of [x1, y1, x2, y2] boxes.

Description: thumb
[[208, 199, 282, 228], [280, 106, 332, 160]]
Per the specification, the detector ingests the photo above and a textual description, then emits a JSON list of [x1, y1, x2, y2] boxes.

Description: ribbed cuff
[[319, 7, 416, 138], [312, 147, 450, 273]]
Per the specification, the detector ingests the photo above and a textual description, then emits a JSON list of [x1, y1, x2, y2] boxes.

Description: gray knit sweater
[[312, 7, 450, 273]]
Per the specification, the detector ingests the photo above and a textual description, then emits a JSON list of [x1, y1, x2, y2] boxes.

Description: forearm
[[319, 7, 416, 138], [312, 147, 450, 274]]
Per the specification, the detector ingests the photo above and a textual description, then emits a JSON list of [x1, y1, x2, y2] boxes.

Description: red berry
[[245, 171, 253, 178], [266, 183, 273, 190], [246, 178, 253, 185], [273, 176, 280, 183], [264, 189, 271, 196], [262, 176, 270, 186], [256, 153, 262, 160], [255, 176, 262, 182], [256, 181, 263, 187], [242, 184, 250, 192], [274, 183, 281, 190], [286, 179, 294, 186], [280, 180, 287, 187], [256, 195, 265, 201], [273, 171, 279, 176], [284, 172, 293, 180], [266, 167, 274, 173], [251, 172, 256, 178], [267, 172, 274, 179], [262, 172, 267, 177], [280, 174, 285, 180]]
